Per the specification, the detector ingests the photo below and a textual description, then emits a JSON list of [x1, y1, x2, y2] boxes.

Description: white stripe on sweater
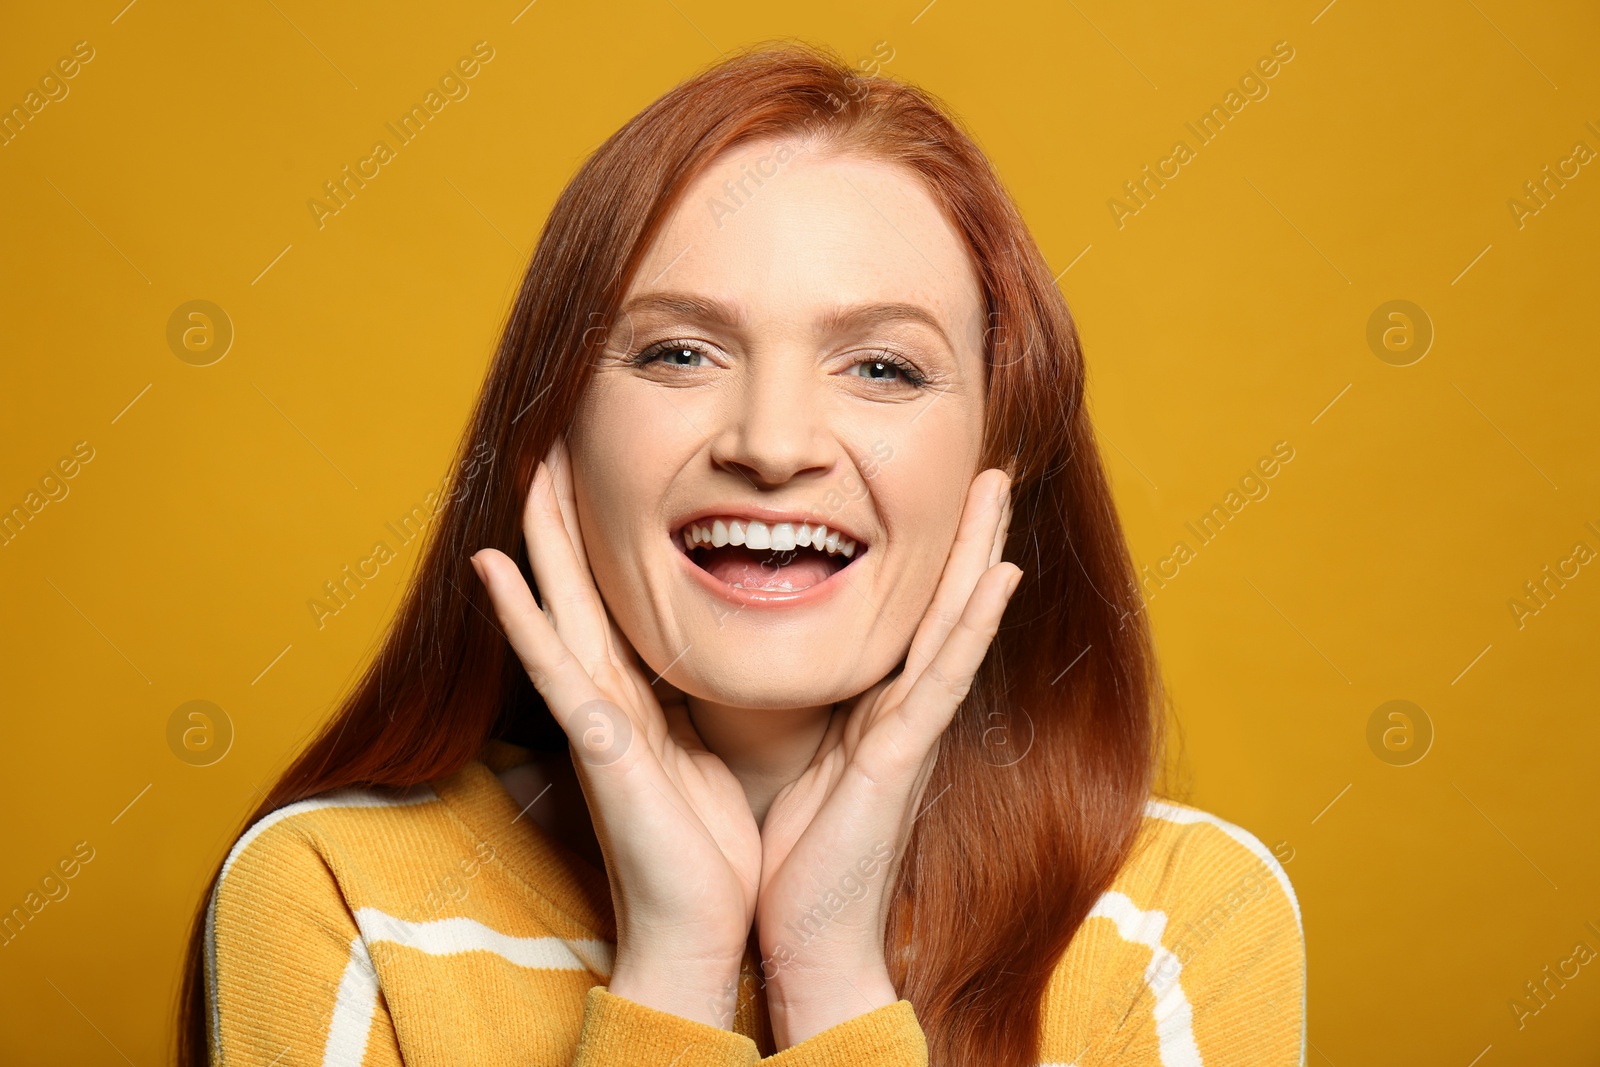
[[1143, 800, 1302, 929], [354, 908, 617, 976], [317, 909, 616, 1063], [1085, 891, 1201, 1067], [323, 937, 381, 1066], [205, 786, 439, 1066], [1144, 799, 1307, 1066]]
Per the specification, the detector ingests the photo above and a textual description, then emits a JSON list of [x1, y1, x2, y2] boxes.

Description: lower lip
[[672, 540, 865, 608]]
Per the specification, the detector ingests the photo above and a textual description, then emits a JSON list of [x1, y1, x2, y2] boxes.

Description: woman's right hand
[[469, 437, 762, 1029]]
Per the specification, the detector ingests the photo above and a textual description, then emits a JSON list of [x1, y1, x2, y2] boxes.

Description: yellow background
[[2, 1, 1597, 1062]]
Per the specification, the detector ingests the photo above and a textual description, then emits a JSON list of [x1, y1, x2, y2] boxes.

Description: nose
[[706, 356, 836, 487]]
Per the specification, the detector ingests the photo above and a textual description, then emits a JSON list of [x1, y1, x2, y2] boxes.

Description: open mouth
[[675, 517, 865, 594]]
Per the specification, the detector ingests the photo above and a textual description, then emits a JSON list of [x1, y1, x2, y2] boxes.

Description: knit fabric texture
[[204, 740, 1305, 1065]]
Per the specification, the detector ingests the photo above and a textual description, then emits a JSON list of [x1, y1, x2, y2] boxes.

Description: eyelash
[[628, 340, 929, 388]]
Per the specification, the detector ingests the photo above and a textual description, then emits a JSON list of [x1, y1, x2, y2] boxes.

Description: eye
[[846, 352, 927, 388], [630, 340, 714, 369]]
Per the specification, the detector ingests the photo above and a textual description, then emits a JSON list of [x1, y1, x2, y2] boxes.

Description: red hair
[[176, 39, 1165, 1067]]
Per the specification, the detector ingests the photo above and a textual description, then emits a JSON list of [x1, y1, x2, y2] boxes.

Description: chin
[[662, 647, 889, 711]]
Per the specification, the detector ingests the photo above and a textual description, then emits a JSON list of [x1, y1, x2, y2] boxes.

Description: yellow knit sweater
[[204, 740, 1305, 1066]]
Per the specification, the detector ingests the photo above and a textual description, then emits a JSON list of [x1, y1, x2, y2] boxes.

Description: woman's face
[[568, 138, 988, 709]]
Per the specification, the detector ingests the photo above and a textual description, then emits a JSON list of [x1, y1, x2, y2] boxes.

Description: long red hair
[[176, 39, 1165, 1067]]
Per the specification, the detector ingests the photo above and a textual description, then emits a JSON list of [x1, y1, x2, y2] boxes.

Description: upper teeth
[[682, 519, 859, 558]]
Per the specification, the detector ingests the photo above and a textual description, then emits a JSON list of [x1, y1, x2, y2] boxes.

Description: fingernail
[[1006, 569, 1023, 597]]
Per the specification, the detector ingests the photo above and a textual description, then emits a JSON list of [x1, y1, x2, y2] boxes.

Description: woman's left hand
[[753, 467, 1019, 1048]]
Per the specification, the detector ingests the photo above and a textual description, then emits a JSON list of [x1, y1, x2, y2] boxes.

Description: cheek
[[572, 377, 693, 495], [569, 389, 676, 569], [870, 419, 982, 590], [567, 380, 715, 618]]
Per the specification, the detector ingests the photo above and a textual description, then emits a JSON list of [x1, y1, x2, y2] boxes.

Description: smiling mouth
[[676, 517, 865, 593]]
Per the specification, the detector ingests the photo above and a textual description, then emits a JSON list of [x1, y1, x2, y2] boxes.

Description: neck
[[684, 697, 834, 826]]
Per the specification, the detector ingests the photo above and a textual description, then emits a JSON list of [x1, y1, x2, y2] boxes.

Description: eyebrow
[[617, 291, 955, 351]]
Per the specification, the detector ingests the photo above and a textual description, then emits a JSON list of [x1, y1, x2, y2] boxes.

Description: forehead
[[628, 141, 984, 342]]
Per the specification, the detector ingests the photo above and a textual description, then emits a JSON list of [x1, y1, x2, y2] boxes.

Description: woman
[[179, 41, 1304, 1067]]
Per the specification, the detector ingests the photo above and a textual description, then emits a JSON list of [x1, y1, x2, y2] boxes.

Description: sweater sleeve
[[1160, 837, 1305, 1067], [570, 986, 760, 1065], [757, 1001, 927, 1065], [1082, 814, 1306, 1067], [206, 821, 405, 1067]]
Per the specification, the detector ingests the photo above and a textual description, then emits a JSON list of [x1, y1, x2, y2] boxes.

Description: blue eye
[[633, 341, 711, 367], [850, 354, 926, 387]]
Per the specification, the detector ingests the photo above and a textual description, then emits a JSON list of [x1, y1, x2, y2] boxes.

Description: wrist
[[765, 965, 899, 1048], [607, 953, 746, 1029]]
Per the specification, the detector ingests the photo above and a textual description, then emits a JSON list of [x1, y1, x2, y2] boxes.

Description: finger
[[545, 436, 594, 580], [900, 469, 1011, 686], [897, 562, 1022, 746], [840, 675, 895, 746], [660, 700, 710, 754], [522, 458, 612, 668], [812, 702, 851, 764], [470, 548, 605, 721], [546, 434, 638, 669], [988, 481, 1013, 568]]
